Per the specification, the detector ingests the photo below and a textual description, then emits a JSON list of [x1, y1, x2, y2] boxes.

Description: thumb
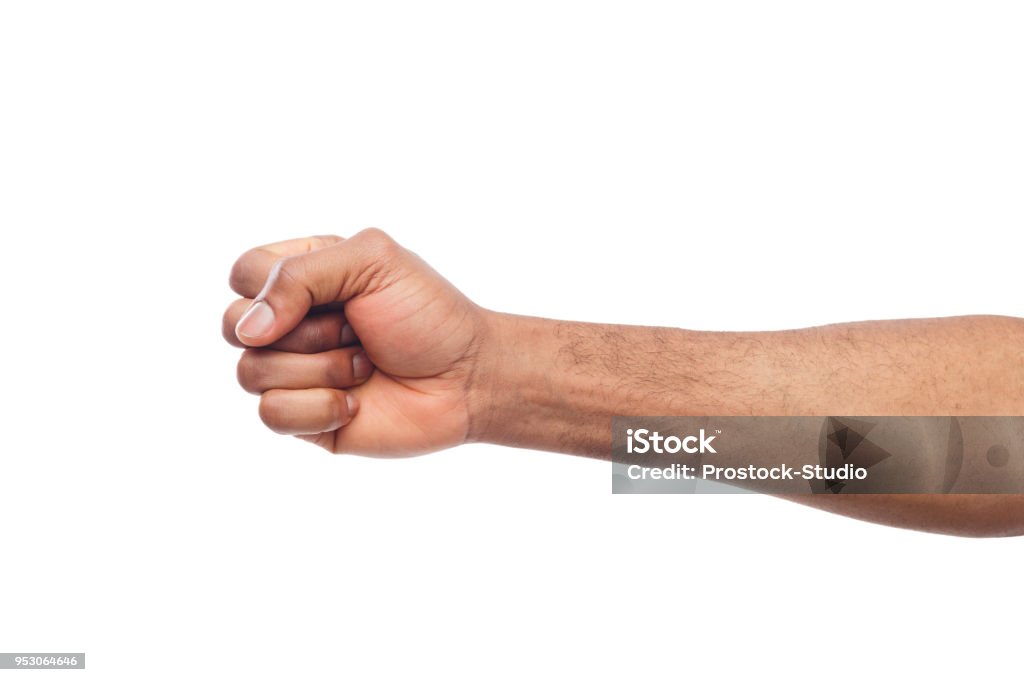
[[235, 228, 395, 346]]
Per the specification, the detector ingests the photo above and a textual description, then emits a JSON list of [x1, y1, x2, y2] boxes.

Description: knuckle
[[309, 234, 343, 248], [282, 315, 341, 353], [230, 246, 276, 292], [222, 307, 242, 346], [358, 227, 398, 254], [358, 226, 389, 242], [329, 390, 350, 424], [228, 254, 251, 292], [236, 350, 265, 393], [323, 351, 348, 387], [301, 318, 326, 351], [328, 315, 348, 348], [315, 315, 345, 351], [273, 255, 305, 289], [356, 229, 403, 289], [258, 392, 286, 430], [272, 255, 294, 279]]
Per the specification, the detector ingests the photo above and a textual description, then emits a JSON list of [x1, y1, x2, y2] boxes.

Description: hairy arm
[[468, 313, 1024, 536], [225, 231, 1024, 538], [471, 314, 1024, 450]]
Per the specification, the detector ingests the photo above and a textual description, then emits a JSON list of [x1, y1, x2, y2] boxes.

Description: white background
[[1, 1, 1022, 680]]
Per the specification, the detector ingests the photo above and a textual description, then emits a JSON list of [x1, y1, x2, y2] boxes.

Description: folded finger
[[223, 298, 356, 352], [258, 388, 358, 435], [237, 347, 372, 394]]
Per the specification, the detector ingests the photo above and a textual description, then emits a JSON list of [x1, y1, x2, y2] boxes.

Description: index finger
[[228, 235, 345, 298]]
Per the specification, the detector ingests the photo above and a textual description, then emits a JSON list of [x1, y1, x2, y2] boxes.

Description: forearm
[[469, 312, 1024, 454], [468, 312, 1024, 537]]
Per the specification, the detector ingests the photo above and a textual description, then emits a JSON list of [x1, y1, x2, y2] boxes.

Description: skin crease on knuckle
[[305, 314, 349, 352], [355, 228, 401, 271], [367, 229, 403, 265], [271, 257, 304, 297]]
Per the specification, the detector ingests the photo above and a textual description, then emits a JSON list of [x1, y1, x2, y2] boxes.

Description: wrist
[[463, 311, 623, 454], [465, 309, 533, 445]]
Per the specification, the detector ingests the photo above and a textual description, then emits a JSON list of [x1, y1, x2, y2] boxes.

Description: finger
[[237, 347, 373, 394], [229, 235, 345, 298], [222, 299, 252, 348], [223, 299, 357, 352], [258, 388, 358, 435], [235, 228, 401, 347]]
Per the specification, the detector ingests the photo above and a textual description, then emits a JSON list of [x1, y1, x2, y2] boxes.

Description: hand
[[223, 229, 490, 456]]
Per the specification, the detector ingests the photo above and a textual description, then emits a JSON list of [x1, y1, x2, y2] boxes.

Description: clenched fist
[[223, 229, 490, 455]]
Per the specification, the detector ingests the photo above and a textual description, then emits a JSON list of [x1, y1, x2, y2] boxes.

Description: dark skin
[[223, 229, 1024, 538]]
